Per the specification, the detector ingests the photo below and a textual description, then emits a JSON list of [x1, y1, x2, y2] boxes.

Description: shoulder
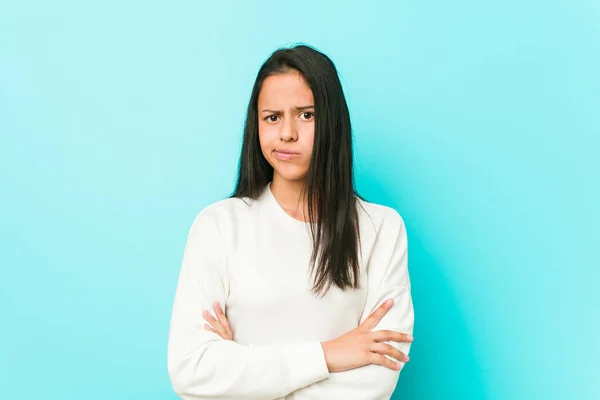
[[195, 196, 251, 221], [187, 195, 255, 237], [356, 197, 406, 234], [356, 198, 409, 267]]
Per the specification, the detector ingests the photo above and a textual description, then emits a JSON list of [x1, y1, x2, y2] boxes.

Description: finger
[[370, 342, 410, 363], [203, 310, 218, 325], [372, 329, 414, 343], [360, 298, 394, 331], [203, 323, 218, 335], [213, 301, 232, 336], [203, 310, 227, 338], [368, 352, 403, 370]]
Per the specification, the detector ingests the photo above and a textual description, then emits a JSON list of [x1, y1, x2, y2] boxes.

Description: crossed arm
[[173, 209, 414, 400]]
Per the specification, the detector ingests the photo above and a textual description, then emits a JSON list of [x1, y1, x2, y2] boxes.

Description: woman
[[167, 44, 415, 400]]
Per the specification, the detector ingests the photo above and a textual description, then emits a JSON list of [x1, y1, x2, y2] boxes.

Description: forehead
[[258, 72, 314, 106]]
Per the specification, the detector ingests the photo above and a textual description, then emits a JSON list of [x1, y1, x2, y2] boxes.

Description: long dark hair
[[230, 43, 367, 298]]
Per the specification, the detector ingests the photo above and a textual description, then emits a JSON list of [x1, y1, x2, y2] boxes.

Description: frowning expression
[[257, 71, 315, 182]]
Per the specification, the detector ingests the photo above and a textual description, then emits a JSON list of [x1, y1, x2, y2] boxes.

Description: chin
[[273, 167, 309, 182]]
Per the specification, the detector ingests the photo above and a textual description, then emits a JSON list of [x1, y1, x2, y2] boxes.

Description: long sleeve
[[289, 209, 414, 400], [167, 210, 330, 400]]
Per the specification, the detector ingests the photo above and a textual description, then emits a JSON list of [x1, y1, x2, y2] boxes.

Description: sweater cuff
[[280, 341, 330, 392]]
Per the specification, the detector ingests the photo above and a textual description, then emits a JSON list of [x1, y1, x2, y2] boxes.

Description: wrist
[[320, 341, 331, 372]]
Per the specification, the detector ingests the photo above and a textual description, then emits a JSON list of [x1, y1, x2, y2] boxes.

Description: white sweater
[[167, 181, 414, 400]]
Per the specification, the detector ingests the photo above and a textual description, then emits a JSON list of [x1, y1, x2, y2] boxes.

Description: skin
[[202, 71, 414, 372], [257, 70, 315, 222]]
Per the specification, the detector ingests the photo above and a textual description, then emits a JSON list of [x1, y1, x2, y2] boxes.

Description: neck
[[270, 176, 310, 221]]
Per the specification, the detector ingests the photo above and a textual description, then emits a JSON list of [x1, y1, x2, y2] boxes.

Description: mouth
[[274, 149, 300, 160]]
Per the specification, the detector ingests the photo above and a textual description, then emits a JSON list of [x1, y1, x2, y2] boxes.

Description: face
[[257, 71, 315, 183]]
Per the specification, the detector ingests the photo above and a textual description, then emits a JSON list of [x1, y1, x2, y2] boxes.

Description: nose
[[280, 116, 297, 142]]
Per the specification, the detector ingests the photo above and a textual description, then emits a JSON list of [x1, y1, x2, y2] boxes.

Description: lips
[[274, 149, 300, 160], [275, 149, 299, 155]]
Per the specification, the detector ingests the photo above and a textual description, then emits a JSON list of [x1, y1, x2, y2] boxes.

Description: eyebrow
[[260, 105, 315, 114]]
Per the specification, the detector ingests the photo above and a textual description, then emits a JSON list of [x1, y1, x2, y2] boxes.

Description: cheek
[[258, 124, 277, 145], [258, 125, 272, 153], [300, 126, 315, 155]]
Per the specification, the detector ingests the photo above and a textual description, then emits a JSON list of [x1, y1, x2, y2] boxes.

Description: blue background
[[1, 1, 598, 399]]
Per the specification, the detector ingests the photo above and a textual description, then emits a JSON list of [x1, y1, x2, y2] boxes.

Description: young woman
[[167, 44, 415, 400]]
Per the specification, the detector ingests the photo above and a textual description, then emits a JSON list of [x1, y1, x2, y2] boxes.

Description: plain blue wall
[[1, 1, 598, 399]]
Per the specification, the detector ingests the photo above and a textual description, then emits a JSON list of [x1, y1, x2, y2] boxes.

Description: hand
[[320, 298, 413, 373], [202, 301, 234, 341]]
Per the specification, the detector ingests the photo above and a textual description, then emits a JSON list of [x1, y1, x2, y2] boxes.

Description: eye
[[300, 111, 314, 120], [265, 115, 279, 122]]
